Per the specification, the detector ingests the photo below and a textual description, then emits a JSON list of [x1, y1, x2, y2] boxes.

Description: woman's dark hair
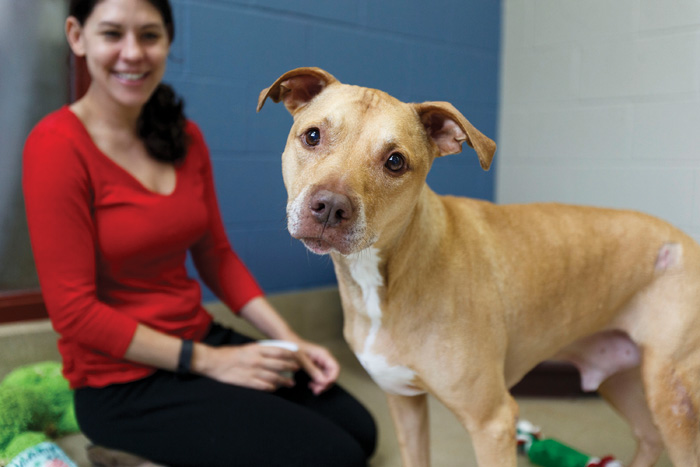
[[69, 0, 188, 163]]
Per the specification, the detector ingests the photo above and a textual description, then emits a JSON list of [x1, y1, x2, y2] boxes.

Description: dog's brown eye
[[303, 128, 321, 146], [385, 153, 406, 173]]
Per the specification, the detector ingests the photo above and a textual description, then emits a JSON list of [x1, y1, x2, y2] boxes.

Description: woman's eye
[[385, 153, 406, 173], [102, 30, 121, 39], [142, 30, 163, 41], [303, 128, 321, 147]]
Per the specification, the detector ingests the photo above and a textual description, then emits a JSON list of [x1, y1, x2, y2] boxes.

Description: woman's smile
[[113, 71, 150, 85], [67, 0, 170, 111]]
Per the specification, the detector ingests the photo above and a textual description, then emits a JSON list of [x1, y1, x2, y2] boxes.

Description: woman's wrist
[[189, 341, 213, 376], [239, 297, 301, 343], [271, 327, 302, 343], [176, 339, 194, 376]]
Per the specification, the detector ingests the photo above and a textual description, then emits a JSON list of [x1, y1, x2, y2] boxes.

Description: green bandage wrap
[[527, 438, 591, 467]]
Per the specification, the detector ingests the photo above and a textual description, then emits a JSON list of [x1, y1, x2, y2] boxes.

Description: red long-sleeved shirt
[[23, 106, 263, 388]]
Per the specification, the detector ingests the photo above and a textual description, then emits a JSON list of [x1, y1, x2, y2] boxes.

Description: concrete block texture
[[498, 0, 700, 244], [166, 0, 501, 295]]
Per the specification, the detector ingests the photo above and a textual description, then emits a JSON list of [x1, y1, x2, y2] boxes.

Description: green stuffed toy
[[0, 361, 80, 465]]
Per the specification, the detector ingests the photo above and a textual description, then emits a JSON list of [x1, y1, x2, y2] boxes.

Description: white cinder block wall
[[497, 0, 700, 244]]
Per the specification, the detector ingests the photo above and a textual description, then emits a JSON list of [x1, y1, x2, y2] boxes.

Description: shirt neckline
[[64, 106, 180, 197]]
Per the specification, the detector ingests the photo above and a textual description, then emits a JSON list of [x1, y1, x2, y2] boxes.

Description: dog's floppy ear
[[414, 102, 496, 171], [257, 67, 338, 115]]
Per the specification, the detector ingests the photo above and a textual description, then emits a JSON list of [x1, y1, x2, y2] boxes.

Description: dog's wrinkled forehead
[[259, 67, 496, 170], [294, 84, 426, 149], [299, 85, 401, 120], [350, 85, 394, 111]]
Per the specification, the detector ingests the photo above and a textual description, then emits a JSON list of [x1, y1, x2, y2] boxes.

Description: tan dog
[[257, 67, 700, 467]]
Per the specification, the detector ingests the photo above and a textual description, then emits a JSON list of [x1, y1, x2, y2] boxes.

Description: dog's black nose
[[310, 190, 353, 227]]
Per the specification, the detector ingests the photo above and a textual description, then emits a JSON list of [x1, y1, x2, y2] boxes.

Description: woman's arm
[[124, 321, 300, 392], [187, 124, 265, 312], [122, 295, 340, 393], [120, 292, 330, 393], [239, 296, 340, 395], [23, 125, 139, 358]]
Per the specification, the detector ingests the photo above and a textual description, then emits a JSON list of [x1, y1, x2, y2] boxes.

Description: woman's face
[[67, 0, 170, 111]]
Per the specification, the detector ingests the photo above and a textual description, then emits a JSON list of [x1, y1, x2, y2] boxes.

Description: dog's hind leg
[[641, 349, 700, 466], [631, 261, 700, 465], [598, 367, 664, 467]]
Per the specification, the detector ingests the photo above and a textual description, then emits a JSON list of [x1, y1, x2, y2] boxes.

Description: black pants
[[75, 324, 377, 467]]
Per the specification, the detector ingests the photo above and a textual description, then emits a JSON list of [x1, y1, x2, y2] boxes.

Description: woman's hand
[[193, 342, 299, 392], [235, 296, 341, 394], [293, 340, 340, 395]]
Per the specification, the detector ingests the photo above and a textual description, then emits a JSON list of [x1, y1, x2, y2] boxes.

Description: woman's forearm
[[123, 297, 302, 378], [121, 296, 296, 371], [238, 296, 301, 342], [123, 324, 183, 371]]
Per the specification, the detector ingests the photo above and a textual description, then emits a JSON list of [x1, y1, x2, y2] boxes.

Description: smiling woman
[[66, 0, 187, 168], [67, 0, 168, 107], [21, 0, 376, 465]]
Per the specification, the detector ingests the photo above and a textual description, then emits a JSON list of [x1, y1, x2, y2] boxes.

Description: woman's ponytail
[[138, 83, 189, 164]]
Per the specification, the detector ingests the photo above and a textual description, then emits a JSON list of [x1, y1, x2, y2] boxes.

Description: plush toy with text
[[0, 361, 79, 465]]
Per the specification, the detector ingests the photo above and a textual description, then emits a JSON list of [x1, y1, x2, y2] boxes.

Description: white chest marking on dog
[[346, 248, 425, 396]]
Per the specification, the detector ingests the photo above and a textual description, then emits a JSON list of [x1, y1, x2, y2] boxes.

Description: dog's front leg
[[449, 389, 519, 467], [467, 393, 519, 467], [437, 383, 519, 467], [386, 393, 430, 467]]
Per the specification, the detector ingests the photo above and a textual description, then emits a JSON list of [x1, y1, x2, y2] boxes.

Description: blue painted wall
[[165, 0, 501, 296]]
